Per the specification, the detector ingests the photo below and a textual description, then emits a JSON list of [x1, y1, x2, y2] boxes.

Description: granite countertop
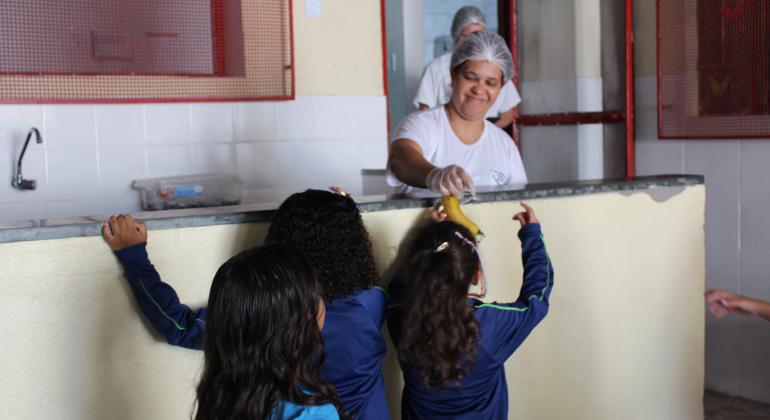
[[0, 175, 703, 244]]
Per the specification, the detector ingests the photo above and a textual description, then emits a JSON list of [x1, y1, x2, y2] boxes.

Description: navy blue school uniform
[[387, 223, 553, 419], [113, 244, 390, 420]]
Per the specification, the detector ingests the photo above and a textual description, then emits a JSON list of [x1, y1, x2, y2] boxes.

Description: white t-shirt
[[412, 52, 521, 119], [386, 107, 528, 195]]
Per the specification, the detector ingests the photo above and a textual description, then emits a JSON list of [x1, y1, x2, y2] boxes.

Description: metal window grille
[[0, 0, 293, 103], [657, 0, 770, 139]]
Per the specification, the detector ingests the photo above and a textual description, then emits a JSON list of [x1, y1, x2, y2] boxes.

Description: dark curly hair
[[265, 189, 379, 301], [194, 245, 346, 420], [398, 221, 481, 388]]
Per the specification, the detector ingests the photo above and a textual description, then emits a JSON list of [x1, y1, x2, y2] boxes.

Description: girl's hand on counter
[[513, 202, 539, 226], [102, 214, 148, 251]]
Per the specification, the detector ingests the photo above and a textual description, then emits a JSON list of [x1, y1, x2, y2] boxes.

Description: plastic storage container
[[132, 173, 242, 211]]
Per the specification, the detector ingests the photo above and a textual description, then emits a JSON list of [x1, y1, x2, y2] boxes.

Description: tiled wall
[[520, 77, 604, 183], [635, 75, 770, 404], [423, 0, 498, 64], [0, 97, 388, 222]]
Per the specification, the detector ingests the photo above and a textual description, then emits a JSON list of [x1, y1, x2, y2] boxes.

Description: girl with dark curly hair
[[195, 244, 343, 419], [102, 189, 388, 419], [387, 203, 554, 419]]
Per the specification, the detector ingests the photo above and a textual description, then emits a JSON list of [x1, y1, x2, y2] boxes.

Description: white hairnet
[[450, 6, 486, 41], [450, 31, 514, 82]]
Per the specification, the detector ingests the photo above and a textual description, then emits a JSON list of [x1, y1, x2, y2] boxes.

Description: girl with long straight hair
[[195, 244, 343, 419], [103, 188, 387, 419]]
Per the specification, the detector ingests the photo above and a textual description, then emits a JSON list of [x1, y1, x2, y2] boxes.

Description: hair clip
[[434, 241, 449, 253], [453, 231, 479, 254], [329, 186, 350, 197], [329, 186, 363, 212], [453, 231, 487, 298]]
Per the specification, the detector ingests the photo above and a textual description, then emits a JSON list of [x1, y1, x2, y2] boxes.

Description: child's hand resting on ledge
[[102, 214, 147, 251]]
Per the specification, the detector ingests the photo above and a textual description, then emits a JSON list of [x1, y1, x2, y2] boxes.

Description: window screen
[[0, 0, 293, 102], [657, 0, 770, 138]]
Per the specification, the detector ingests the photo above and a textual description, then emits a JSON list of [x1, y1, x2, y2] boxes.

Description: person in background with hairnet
[[387, 30, 528, 197], [413, 6, 521, 130]]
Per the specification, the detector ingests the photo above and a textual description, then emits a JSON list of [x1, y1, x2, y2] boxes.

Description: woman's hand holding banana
[[425, 165, 475, 198]]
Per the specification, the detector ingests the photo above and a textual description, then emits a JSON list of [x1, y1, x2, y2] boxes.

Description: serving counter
[[0, 175, 705, 420]]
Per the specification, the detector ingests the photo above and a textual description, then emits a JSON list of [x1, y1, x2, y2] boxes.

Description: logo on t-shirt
[[491, 170, 508, 186]]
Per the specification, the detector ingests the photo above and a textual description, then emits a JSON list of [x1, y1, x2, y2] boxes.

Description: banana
[[442, 195, 483, 238]]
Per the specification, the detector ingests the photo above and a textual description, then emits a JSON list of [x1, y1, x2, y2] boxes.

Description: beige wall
[[293, 0, 384, 96], [0, 186, 704, 419]]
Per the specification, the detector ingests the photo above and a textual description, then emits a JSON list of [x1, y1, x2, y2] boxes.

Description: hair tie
[[329, 186, 362, 212], [453, 231, 486, 298], [453, 231, 479, 254]]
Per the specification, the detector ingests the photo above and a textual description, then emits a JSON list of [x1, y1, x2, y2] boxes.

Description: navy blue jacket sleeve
[[114, 243, 206, 350], [475, 223, 553, 362]]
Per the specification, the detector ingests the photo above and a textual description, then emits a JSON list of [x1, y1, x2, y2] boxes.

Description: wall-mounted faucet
[[12, 127, 43, 191]]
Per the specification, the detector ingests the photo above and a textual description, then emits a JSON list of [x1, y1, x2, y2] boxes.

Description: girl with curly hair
[[102, 189, 388, 419], [195, 244, 343, 419], [387, 203, 553, 419]]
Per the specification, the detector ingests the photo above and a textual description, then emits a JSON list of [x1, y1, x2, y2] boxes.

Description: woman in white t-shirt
[[413, 6, 521, 129], [387, 31, 528, 197]]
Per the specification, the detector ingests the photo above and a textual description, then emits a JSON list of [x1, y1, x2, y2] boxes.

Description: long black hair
[[194, 244, 343, 419], [265, 189, 379, 301], [398, 221, 482, 388]]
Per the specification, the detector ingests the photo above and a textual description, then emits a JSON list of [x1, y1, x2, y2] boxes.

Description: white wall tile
[[684, 141, 740, 203], [314, 97, 355, 140], [352, 97, 388, 140], [235, 102, 275, 142], [0, 105, 44, 151], [634, 141, 684, 176], [145, 104, 191, 145], [521, 126, 579, 183], [741, 141, 770, 206], [191, 103, 234, 144], [45, 199, 99, 219], [705, 202, 740, 250], [243, 186, 300, 206], [634, 76, 658, 108], [191, 144, 236, 174], [705, 374, 741, 397], [520, 79, 578, 114], [48, 196, 141, 220], [315, 140, 360, 193], [0, 149, 47, 204], [98, 147, 147, 196], [738, 249, 770, 301], [274, 140, 320, 187], [705, 330, 740, 384], [146, 145, 194, 177], [235, 142, 279, 189], [355, 140, 388, 169], [634, 105, 659, 143], [46, 149, 99, 199], [88, 196, 142, 216], [44, 105, 96, 149], [95, 105, 145, 148], [275, 98, 315, 140], [739, 380, 770, 406], [706, 246, 739, 291], [741, 205, 770, 251], [0, 202, 48, 222], [739, 337, 770, 391]]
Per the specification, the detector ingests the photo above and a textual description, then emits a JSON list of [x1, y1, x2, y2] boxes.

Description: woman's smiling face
[[450, 60, 503, 121]]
